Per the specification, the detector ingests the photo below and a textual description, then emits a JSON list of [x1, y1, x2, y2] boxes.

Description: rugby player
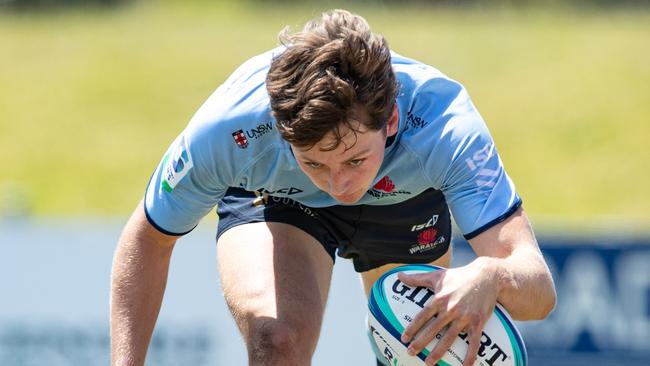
[[110, 9, 556, 366]]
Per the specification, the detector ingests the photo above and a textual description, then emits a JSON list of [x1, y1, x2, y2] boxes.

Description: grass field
[[1, 1, 648, 228]]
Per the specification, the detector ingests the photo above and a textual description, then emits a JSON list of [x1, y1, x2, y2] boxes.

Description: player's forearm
[[483, 247, 556, 321], [110, 230, 175, 366]]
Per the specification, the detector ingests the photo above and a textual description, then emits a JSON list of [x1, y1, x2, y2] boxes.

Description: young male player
[[111, 9, 556, 366]]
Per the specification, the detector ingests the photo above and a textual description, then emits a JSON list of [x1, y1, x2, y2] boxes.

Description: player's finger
[[406, 310, 452, 356], [397, 270, 442, 289], [423, 322, 464, 366], [401, 297, 439, 343], [462, 329, 481, 366]]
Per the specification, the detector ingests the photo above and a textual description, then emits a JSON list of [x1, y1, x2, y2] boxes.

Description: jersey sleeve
[[143, 48, 281, 235], [144, 121, 231, 236], [418, 79, 522, 239]]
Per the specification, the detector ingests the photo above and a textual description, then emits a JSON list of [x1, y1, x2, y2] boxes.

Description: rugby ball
[[368, 264, 527, 366]]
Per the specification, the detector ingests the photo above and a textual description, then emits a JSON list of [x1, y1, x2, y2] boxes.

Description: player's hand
[[397, 257, 501, 366]]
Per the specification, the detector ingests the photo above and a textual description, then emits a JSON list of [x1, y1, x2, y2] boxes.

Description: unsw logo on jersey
[[161, 135, 193, 192], [232, 122, 274, 149], [367, 176, 411, 199], [406, 111, 429, 129]]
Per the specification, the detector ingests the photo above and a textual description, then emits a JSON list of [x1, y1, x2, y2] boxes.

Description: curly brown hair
[[266, 9, 397, 151]]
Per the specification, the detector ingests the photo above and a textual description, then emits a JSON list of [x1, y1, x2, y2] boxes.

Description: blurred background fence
[[1, 0, 649, 365]]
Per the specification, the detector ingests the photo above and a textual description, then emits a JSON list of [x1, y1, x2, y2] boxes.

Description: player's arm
[[110, 200, 179, 366], [466, 205, 556, 320], [398, 207, 555, 366]]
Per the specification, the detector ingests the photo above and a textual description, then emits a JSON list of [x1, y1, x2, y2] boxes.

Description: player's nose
[[328, 168, 351, 195]]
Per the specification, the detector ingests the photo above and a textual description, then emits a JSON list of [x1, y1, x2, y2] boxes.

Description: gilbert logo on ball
[[367, 264, 527, 366]]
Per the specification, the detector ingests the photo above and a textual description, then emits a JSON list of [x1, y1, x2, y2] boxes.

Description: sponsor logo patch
[[406, 111, 429, 129], [465, 142, 501, 191], [246, 121, 273, 140], [409, 228, 446, 255], [232, 122, 274, 149], [367, 176, 411, 199], [232, 130, 249, 149], [269, 196, 317, 217], [373, 176, 395, 192], [162, 136, 193, 192], [417, 228, 438, 245], [261, 187, 304, 195], [411, 215, 439, 232], [408, 239, 446, 255]]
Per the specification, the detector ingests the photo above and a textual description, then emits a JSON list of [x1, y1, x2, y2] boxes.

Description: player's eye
[[305, 162, 322, 169], [348, 159, 365, 167]]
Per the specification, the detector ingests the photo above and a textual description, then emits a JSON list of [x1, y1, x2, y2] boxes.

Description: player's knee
[[247, 317, 313, 365]]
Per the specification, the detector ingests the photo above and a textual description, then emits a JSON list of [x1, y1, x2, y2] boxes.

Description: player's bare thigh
[[217, 222, 334, 343], [360, 248, 452, 297]]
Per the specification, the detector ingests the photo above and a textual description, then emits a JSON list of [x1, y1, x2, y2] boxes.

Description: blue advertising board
[[454, 235, 650, 365]]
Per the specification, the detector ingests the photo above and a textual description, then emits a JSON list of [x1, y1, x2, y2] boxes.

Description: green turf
[[1, 1, 648, 226]]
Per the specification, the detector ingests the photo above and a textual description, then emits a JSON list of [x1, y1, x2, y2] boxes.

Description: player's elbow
[[521, 275, 557, 321], [536, 285, 557, 320], [537, 265, 557, 319]]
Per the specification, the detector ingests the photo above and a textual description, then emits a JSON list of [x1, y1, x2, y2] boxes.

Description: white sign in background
[[0, 219, 374, 366], [2, 219, 649, 365]]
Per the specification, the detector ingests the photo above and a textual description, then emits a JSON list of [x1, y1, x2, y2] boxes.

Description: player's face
[[292, 106, 398, 204]]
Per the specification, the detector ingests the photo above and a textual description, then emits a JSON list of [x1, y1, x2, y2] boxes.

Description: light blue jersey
[[145, 48, 521, 238]]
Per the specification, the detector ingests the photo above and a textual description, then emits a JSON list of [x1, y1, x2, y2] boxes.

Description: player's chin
[[331, 190, 365, 204]]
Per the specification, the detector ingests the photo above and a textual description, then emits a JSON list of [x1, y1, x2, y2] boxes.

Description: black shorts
[[216, 188, 451, 272]]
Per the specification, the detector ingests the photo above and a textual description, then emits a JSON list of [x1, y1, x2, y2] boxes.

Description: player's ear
[[386, 104, 399, 137]]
